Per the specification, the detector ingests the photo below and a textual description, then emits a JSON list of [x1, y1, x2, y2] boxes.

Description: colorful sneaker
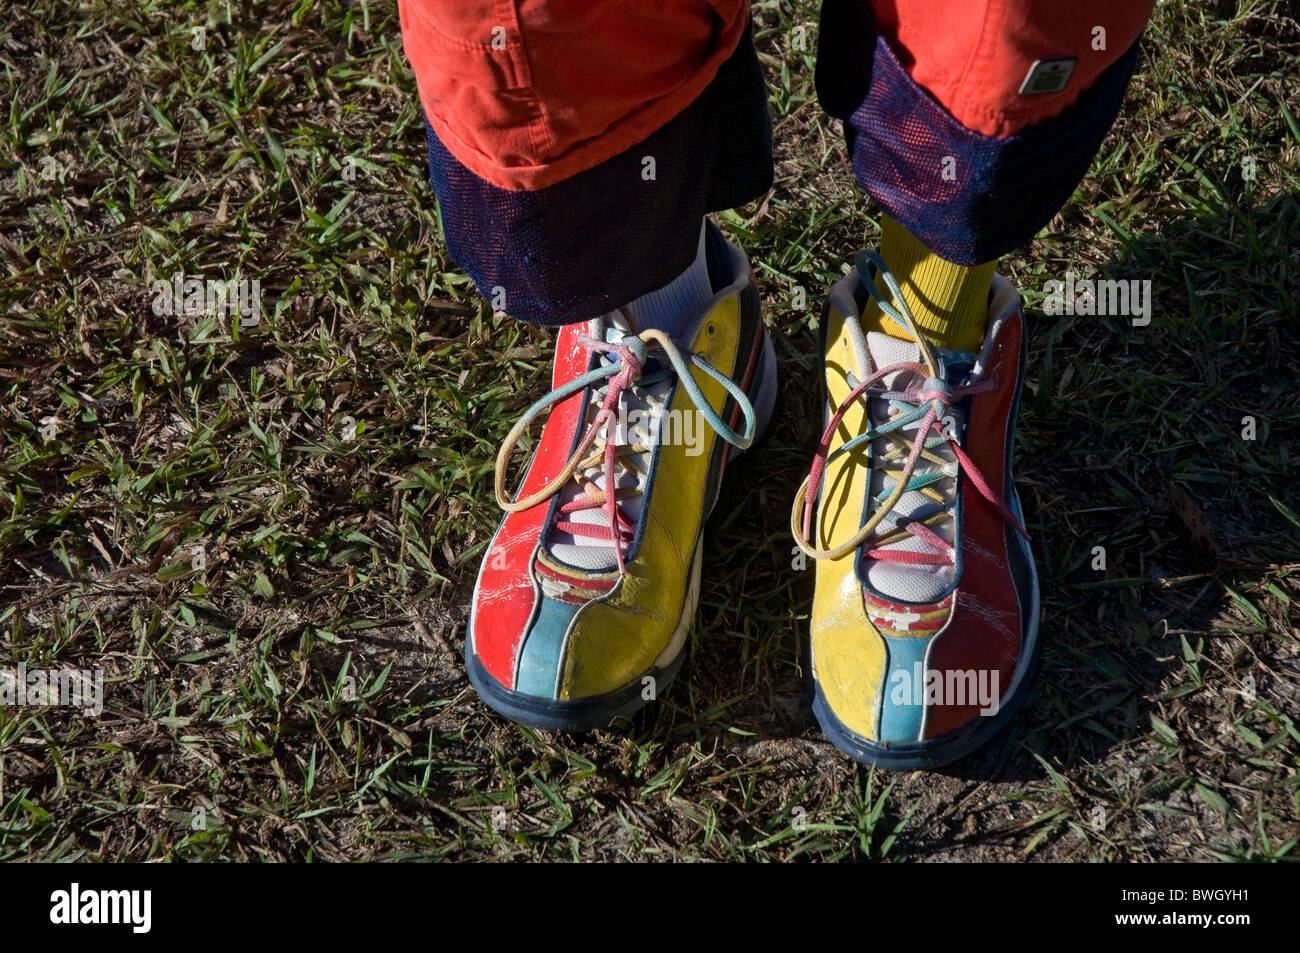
[[466, 224, 778, 730], [792, 251, 1040, 768]]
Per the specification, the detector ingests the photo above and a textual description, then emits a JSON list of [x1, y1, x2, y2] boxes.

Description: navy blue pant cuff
[[424, 22, 773, 327], [839, 33, 1141, 265]]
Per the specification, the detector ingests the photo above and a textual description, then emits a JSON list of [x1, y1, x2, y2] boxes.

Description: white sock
[[624, 219, 714, 337]]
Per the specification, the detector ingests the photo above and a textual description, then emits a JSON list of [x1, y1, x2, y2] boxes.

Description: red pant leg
[[874, 0, 1157, 136], [399, 0, 751, 191], [818, 0, 1158, 263]]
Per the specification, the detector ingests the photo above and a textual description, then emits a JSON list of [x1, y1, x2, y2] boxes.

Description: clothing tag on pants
[[1019, 58, 1077, 95]]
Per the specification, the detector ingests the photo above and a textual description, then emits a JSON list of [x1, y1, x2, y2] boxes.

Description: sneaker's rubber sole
[[466, 326, 779, 731]]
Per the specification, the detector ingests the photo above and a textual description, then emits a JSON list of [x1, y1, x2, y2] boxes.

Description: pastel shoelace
[[496, 309, 757, 575], [790, 251, 1028, 565]]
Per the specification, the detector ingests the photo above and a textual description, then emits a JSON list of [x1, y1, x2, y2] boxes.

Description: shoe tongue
[[606, 309, 635, 338], [865, 330, 976, 384], [543, 309, 664, 574], [602, 310, 668, 377], [860, 331, 962, 606], [865, 331, 919, 381]]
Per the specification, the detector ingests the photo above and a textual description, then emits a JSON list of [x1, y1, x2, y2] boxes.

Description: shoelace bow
[[790, 251, 1028, 564], [496, 309, 757, 575]]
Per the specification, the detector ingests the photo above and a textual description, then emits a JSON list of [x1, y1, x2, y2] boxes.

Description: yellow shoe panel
[[560, 295, 742, 699], [810, 302, 886, 740]]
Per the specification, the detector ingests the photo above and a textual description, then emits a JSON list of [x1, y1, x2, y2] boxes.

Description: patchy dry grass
[[0, 0, 1297, 861]]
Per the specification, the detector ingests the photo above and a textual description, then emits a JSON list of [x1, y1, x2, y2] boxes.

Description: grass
[[0, 0, 1297, 861]]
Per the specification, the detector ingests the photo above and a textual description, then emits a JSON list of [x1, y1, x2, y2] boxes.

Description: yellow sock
[[863, 215, 996, 352]]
